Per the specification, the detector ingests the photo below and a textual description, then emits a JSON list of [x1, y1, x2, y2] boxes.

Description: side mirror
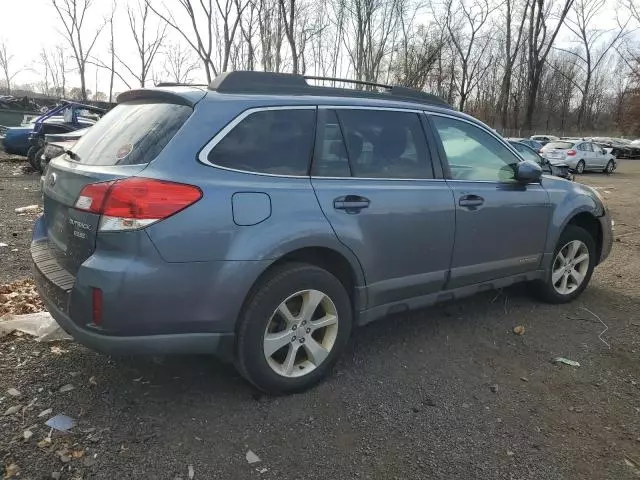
[[515, 160, 542, 184]]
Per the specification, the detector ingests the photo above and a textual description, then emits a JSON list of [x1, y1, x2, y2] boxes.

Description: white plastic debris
[[553, 357, 580, 367], [0, 242, 8, 248], [14, 205, 40, 213], [0, 312, 71, 342], [246, 450, 261, 464], [45, 414, 76, 432], [188, 465, 195, 479]]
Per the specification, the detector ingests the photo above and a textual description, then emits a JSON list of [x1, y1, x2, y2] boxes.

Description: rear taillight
[[75, 178, 202, 231], [567, 149, 577, 156]]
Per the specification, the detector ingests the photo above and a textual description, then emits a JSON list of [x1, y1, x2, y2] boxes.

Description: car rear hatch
[[40, 92, 200, 275], [542, 141, 574, 162]]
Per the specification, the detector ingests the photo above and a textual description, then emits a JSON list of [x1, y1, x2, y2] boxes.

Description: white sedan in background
[[540, 140, 617, 174]]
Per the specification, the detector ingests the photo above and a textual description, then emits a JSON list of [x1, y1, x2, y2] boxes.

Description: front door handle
[[334, 195, 370, 213], [459, 194, 484, 208]]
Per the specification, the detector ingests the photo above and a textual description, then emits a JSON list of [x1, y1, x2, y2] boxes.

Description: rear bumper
[[36, 285, 235, 360]]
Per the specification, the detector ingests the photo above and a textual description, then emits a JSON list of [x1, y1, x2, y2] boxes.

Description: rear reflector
[[74, 178, 202, 231], [92, 288, 103, 326]]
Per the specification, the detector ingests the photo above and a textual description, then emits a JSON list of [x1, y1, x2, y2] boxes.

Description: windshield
[[71, 100, 192, 166], [544, 141, 574, 150]]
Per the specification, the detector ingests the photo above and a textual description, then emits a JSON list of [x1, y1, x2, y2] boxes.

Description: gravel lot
[[1, 152, 639, 479]]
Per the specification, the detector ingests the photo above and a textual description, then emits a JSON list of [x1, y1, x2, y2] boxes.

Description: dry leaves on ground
[[0, 279, 45, 316]]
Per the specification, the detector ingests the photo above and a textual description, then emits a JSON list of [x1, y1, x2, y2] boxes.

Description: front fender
[[542, 177, 602, 267]]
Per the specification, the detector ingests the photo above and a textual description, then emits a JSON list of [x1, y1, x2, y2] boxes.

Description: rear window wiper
[[65, 150, 80, 161]]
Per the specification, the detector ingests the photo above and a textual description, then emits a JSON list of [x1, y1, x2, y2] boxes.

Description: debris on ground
[[0, 279, 45, 316], [4, 405, 22, 416], [58, 384, 74, 393], [7, 388, 20, 397], [489, 384, 499, 393], [246, 450, 261, 464], [22, 430, 33, 441], [520, 377, 529, 382], [0, 242, 7, 248], [0, 312, 71, 342], [3, 463, 19, 478], [37, 408, 52, 418], [188, 464, 195, 479], [513, 325, 525, 335], [553, 357, 581, 367], [14, 205, 40, 213], [580, 306, 610, 349], [45, 414, 76, 432]]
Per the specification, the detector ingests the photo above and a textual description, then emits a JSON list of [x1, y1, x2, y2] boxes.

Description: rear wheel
[[26, 146, 40, 170], [604, 160, 615, 174], [533, 225, 596, 304], [575, 160, 585, 174], [235, 263, 352, 394]]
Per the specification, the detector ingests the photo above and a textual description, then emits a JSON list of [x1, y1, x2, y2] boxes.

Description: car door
[[591, 143, 607, 168], [310, 107, 455, 308], [581, 142, 595, 168], [429, 113, 552, 288]]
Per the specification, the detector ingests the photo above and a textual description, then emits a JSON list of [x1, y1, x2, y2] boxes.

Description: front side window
[[208, 108, 315, 175], [335, 109, 433, 179], [431, 116, 519, 182]]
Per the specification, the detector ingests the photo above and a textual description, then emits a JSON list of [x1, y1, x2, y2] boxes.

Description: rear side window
[[545, 141, 574, 150], [334, 109, 433, 179], [207, 109, 315, 175], [71, 101, 192, 166]]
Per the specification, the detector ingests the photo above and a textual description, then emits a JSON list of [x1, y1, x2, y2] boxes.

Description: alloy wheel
[[552, 240, 590, 295], [263, 289, 339, 378], [576, 161, 585, 174]]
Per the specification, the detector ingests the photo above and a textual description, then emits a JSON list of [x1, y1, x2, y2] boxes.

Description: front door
[[311, 108, 455, 308], [429, 114, 552, 288]]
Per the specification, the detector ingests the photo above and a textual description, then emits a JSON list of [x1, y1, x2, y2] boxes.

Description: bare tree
[[496, 0, 530, 129], [117, 1, 167, 87], [441, 0, 495, 111], [52, 0, 106, 101], [523, 0, 574, 132], [108, 2, 117, 102], [256, 0, 285, 72], [161, 42, 200, 83], [560, 0, 629, 129], [0, 41, 21, 95]]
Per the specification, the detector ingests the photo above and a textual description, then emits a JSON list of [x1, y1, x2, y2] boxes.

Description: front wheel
[[235, 263, 352, 394], [532, 225, 596, 304], [575, 160, 585, 174]]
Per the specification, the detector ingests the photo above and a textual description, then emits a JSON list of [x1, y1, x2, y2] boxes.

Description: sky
[[0, 0, 632, 98]]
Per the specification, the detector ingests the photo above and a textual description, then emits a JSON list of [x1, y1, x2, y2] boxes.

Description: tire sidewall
[[236, 264, 352, 394], [543, 225, 596, 303], [576, 161, 585, 174]]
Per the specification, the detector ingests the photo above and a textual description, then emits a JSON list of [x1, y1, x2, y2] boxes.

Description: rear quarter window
[[207, 108, 316, 176], [71, 101, 192, 166]]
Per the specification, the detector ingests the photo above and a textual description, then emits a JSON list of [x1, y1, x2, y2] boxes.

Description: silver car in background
[[540, 140, 616, 174]]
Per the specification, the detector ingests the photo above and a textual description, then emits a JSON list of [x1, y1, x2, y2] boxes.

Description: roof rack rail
[[208, 71, 451, 109], [155, 82, 209, 87]]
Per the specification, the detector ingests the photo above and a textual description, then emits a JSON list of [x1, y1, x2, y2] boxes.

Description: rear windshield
[[544, 141, 574, 149], [70, 101, 192, 166]]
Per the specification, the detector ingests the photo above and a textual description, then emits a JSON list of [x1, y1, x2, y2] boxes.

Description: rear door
[[40, 100, 194, 274], [311, 107, 455, 308], [429, 113, 551, 288]]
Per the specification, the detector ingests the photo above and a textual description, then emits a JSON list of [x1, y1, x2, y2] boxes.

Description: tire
[[34, 147, 46, 173], [604, 160, 615, 174], [575, 160, 585, 174], [26, 146, 40, 170], [533, 225, 596, 304], [235, 263, 353, 394]]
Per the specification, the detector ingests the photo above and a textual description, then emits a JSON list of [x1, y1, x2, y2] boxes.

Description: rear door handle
[[458, 194, 484, 208], [334, 195, 370, 212]]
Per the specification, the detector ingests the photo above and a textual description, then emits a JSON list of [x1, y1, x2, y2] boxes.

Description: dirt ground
[[1, 151, 639, 480]]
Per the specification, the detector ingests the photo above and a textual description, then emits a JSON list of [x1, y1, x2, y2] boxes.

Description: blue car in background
[[2, 102, 103, 159]]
